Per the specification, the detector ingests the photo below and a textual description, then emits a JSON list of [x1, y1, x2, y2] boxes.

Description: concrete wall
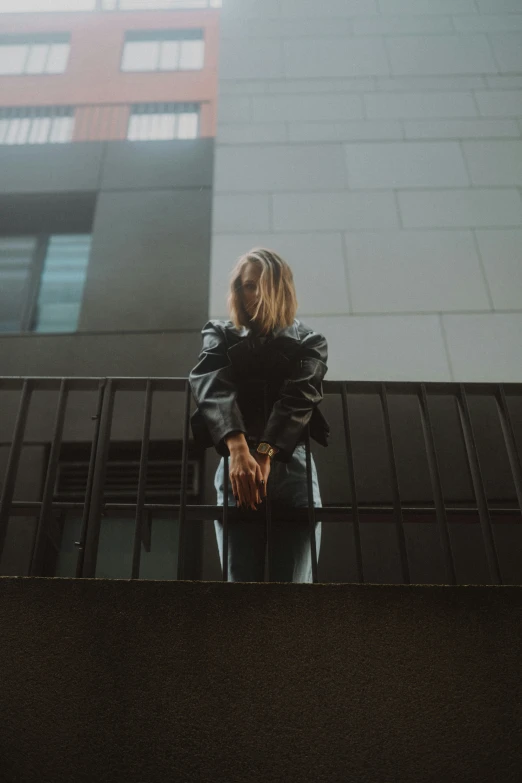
[[210, 0, 522, 383]]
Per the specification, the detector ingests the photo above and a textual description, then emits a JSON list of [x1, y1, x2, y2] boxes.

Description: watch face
[[258, 443, 269, 453]]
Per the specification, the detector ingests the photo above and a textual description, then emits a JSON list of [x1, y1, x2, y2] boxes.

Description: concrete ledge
[[1, 577, 521, 783]]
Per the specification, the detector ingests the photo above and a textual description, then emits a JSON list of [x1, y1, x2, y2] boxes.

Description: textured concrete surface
[[1, 576, 521, 783]]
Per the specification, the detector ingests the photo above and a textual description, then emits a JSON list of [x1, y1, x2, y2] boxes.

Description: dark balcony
[[1, 376, 521, 585]]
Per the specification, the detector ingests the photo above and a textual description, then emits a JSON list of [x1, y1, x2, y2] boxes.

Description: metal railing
[[0, 376, 521, 584]]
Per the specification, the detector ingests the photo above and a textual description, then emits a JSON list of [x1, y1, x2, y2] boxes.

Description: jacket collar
[[229, 319, 300, 342]]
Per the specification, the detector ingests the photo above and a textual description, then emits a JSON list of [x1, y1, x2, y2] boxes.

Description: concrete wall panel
[[462, 141, 522, 186], [344, 142, 470, 189], [214, 144, 347, 192], [0, 144, 104, 195], [81, 188, 211, 332], [344, 230, 491, 313], [398, 189, 522, 228], [211, 0, 522, 382], [475, 229, 522, 310], [100, 139, 214, 191], [443, 313, 522, 381]]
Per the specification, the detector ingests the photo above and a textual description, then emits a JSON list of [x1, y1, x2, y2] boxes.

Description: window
[[0, 1, 95, 10], [127, 103, 199, 141], [104, 0, 220, 8], [0, 35, 70, 75], [0, 1, 220, 10], [121, 30, 204, 73], [0, 107, 74, 145], [0, 234, 90, 333]]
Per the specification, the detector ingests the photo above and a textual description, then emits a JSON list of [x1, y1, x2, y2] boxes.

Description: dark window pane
[[33, 234, 91, 334], [0, 236, 36, 332]]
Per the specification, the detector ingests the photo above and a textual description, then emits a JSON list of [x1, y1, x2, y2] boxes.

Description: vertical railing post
[[177, 381, 192, 581], [379, 382, 410, 585], [496, 385, 522, 520], [304, 426, 318, 584], [263, 381, 273, 582], [222, 454, 230, 582], [0, 380, 33, 567], [418, 384, 457, 585], [456, 384, 502, 585], [81, 379, 115, 579], [29, 379, 70, 576], [340, 383, 364, 583], [75, 380, 106, 578], [131, 380, 153, 580]]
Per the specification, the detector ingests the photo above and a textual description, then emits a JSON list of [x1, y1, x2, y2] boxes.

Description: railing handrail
[[1, 375, 522, 393]]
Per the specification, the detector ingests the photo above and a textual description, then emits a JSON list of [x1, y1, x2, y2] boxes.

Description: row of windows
[[0, 30, 205, 76], [0, 0, 221, 12], [0, 235, 91, 334], [0, 104, 200, 144], [122, 33, 204, 72], [0, 112, 73, 145], [127, 108, 198, 140]]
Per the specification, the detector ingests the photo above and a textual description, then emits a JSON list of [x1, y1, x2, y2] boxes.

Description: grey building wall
[[211, 0, 522, 383]]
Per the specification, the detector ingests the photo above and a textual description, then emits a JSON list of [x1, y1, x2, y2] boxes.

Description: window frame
[[120, 28, 205, 74], [0, 233, 92, 334], [0, 34, 70, 76], [22, 235, 49, 332], [2, 234, 50, 333], [0, 107, 75, 145], [126, 102, 200, 141]]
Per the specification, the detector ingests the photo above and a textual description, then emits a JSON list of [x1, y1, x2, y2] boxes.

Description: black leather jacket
[[188, 318, 330, 463]]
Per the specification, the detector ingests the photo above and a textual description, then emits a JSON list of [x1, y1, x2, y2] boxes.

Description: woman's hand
[[253, 453, 271, 501], [225, 432, 264, 510], [230, 449, 264, 510]]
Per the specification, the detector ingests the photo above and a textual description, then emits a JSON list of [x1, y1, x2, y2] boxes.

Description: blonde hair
[[227, 248, 298, 335]]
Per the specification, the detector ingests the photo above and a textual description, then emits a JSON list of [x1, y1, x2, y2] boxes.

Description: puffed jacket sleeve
[[261, 330, 328, 461], [188, 320, 247, 452]]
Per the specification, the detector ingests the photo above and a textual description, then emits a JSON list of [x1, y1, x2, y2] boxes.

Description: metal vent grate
[[54, 459, 199, 500]]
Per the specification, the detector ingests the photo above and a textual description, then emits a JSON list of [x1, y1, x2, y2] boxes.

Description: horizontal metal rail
[[6, 503, 521, 517]]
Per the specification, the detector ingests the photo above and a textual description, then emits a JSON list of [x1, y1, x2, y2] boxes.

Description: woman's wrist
[[225, 431, 248, 453]]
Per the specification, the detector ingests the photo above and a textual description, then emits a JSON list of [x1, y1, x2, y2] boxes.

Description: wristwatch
[[256, 442, 279, 459]]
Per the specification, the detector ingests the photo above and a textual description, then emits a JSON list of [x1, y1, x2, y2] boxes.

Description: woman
[[189, 248, 329, 583]]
